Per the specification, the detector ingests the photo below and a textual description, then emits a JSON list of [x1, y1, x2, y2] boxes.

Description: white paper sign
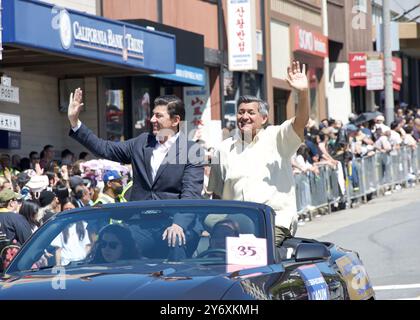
[[1, 76, 11, 87], [366, 55, 384, 91], [227, 0, 257, 71], [226, 234, 267, 266], [0, 85, 20, 104], [183, 74, 212, 146], [0, 112, 21, 132]]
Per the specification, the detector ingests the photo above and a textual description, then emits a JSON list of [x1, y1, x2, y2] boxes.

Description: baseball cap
[[0, 189, 22, 203], [69, 175, 84, 190], [375, 115, 385, 122], [26, 175, 49, 193], [346, 124, 359, 133], [103, 170, 122, 183], [17, 172, 31, 186]]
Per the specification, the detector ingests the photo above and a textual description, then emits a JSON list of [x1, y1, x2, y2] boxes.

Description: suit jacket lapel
[[143, 134, 156, 187], [153, 133, 186, 186]]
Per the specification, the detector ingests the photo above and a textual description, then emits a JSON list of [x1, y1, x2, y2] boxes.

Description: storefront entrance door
[[274, 88, 289, 125]]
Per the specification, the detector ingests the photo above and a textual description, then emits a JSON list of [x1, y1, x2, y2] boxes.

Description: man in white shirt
[[208, 61, 309, 246]]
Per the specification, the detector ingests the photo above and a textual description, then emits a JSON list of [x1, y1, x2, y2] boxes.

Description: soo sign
[[298, 29, 314, 52]]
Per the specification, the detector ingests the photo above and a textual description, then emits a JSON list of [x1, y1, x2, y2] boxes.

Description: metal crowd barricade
[[294, 142, 420, 219], [377, 152, 392, 186], [360, 155, 379, 196], [346, 158, 364, 202], [390, 150, 404, 185], [325, 165, 341, 205], [409, 147, 420, 176], [309, 166, 329, 208], [417, 146, 420, 175], [294, 172, 311, 214]]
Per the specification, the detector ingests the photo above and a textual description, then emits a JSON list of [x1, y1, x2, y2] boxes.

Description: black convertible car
[[0, 200, 374, 300]]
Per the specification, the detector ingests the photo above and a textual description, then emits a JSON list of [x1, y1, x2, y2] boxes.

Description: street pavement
[[296, 185, 420, 300]]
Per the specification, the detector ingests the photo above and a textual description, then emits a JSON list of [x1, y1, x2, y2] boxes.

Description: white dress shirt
[[71, 120, 82, 132], [151, 133, 179, 181], [208, 119, 302, 228]]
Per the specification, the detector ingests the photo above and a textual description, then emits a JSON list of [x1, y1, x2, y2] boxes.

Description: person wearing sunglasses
[[89, 224, 139, 264]]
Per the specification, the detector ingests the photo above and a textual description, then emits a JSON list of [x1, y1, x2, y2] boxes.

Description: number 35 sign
[[226, 234, 267, 266]]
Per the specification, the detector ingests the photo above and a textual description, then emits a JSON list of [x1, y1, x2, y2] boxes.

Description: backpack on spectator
[[0, 231, 21, 272]]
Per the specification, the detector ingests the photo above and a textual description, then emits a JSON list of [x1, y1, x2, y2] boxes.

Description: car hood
[[0, 262, 272, 300]]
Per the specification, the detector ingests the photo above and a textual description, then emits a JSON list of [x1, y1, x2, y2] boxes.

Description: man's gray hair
[[237, 95, 269, 117]]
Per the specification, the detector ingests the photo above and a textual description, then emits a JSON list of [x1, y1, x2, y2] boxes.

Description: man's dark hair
[[154, 95, 185, 121], [53, 182, 69, 204], [390, 121, 399, 130], [61, 149, 74, 159], [405, 126, 413, 134], [43, 145, 53, 152], [79, 152, 89, 160], [20, 158, 31, 171], [29, 151, 38, 160], [40, 145, 53, 160]]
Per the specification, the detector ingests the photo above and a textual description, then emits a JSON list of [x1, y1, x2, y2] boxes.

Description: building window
[[131, 77, 157, 138], [242, 72, 262, 97], [105, 89, 125, 142], [273, 88, 288, 125], [101, 77, 131, 141], [355, 0, 367, 13]]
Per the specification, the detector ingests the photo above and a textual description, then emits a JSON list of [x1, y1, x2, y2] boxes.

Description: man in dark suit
[[68, 88, 204, 252]]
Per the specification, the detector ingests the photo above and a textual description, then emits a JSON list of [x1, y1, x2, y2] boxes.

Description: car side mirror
[[295, 243, 331, 262]]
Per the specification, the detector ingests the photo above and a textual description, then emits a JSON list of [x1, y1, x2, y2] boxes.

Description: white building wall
[[0, 71, 98, 159], [328, 63, 352, 124], [270, 20, 291, 80], [40, 0, 97, 14]]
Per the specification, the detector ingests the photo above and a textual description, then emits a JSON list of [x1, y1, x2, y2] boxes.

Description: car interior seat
[[193, 214, 257, 257]]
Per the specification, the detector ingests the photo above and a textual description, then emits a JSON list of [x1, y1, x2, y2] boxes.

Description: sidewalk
[[295, 184, 420, 239]]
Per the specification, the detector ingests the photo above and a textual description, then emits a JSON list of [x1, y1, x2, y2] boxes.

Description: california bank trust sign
[[1, 0, 176, 74]]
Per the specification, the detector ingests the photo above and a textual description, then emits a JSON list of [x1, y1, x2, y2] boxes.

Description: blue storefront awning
[[2, 0, 176, 74], [150, 64, 206, 87]]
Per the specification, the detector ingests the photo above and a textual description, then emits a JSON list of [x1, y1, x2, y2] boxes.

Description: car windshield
[[6, 204, 266, 273]]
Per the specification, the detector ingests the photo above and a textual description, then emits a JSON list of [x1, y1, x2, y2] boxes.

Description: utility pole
[[322, 0, 329, 117], [383, 0, 394, 125]]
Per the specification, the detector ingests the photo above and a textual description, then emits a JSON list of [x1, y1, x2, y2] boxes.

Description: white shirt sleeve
[[51, 233, 64, 248], [276, 119, 303, 158], [71, 120, 82, 132]]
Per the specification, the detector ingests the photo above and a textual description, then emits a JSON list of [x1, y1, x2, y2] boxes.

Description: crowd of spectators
[[0, 145, 134, 269], [291, 106, 420, 222]]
